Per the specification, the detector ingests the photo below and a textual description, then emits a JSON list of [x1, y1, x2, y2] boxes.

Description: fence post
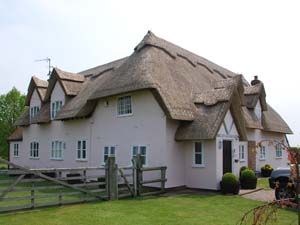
[[161, 167, 166, 192], [105, 157, 118, 200], [132, 154, 143, 196]]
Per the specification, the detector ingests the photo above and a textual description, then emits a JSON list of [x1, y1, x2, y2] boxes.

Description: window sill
[[13, 156, 19, 158], [116, 113, 133, 118], [239, 159, 246, 162], [29, 157, 40, 160], [76, 159, 88, 162], [259, 158, 266, 161], [192, 164, 205, 168], [50, 158, 64, 161], [275, 157, 283, 159]]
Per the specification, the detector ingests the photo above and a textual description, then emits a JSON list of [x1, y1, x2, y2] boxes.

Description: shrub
[[222, 172, 239, 184], [261, 164, 273, 170], [241, 169, 256, 180], [239, 166, 248, 176]]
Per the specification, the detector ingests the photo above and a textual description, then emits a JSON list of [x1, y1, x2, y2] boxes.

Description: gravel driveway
[[240, 189, 275, 202]]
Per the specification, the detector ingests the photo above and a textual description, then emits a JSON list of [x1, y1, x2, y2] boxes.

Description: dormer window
[[51, 101, 63, 119], [30, 106, 40, 119]]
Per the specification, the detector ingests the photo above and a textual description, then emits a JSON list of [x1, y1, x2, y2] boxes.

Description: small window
[[239, 145, 245, 161], [132, 145, 147, 165], [30, 142, 39, 159], [51, 101, 63, 119], [51, 141, 64, 160], [194, 142, 204, 166], [77, 140, 87, 160], [259, 146, 266, 160], [13, 143, 19, 157], [30, 106, 40, 119], [275, 144, 282, 158], [103, 146, 116, 164], [117, 96, 132, 116]]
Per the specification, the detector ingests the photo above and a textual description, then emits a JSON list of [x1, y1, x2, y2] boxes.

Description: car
[[269, 167, 295, 200]]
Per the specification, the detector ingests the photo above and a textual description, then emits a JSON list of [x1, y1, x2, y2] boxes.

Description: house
[[8, 31, 292, 190]]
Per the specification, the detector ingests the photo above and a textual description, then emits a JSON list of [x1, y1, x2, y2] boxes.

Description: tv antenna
[[35, 57, 52, 76]]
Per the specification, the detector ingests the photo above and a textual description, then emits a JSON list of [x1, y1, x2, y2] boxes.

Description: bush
[[220, 173, 240, 194], [261, 164, 273, 170], [241, 169, 256, 179], [261, 164, 273, 177], [239, 166, 248, 176]]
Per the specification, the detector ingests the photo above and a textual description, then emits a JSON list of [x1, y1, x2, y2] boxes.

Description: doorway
[[223, 140, 232, 174]]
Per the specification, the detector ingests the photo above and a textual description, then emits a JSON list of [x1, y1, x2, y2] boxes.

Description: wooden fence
[[0, 155, 167, 213]]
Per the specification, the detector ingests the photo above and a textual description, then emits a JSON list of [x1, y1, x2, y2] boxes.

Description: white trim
[[131, 145, 149, 166], [259, 146, 266, 160], [102, 145, 117, 165], [13, 143, 19, 158], [29, 141, 39, 159], [50, 140, 64, 160], [239, 144, 245, 161], [116, 95, 133, 117], [76, 139, 88, 161], [193, 142, 204, 167]]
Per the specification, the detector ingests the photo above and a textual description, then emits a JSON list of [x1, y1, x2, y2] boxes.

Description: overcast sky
[[0, 0, 299, 146]]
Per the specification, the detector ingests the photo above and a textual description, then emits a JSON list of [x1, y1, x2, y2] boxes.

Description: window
[[51, 101, 63, 119], [13, 143, 19, 157], [51, 141, 64, 160], [275, 144, 282, 158], [117, 96, 132, 116], [239, 145, 245, 161], [30, 106, 40, 119], [194, 142, 204, 166], [30, 142, 39, 159], [259, 146, 266, 160], [132, 145, 147, 165], [103, 146, 116, 164], [77, 140, 87, 160]]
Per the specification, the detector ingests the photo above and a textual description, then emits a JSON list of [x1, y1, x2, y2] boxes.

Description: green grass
[[0, 163, 8, 170], [0, 194, 296, 225], [257, 177, 271, 190]]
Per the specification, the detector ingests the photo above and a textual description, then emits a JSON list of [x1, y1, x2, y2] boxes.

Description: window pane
[[104, 155, 108, 162], [82, 140, 86, 150], [77, 141, 81, 150], [132, 146, 138, 155], [140, 146, 146, 155], [195, 142, 202, 152], [141, 155, 146, 165], [77, 149, 81, 159], [104, 147, 109, 154], [110, 146, 115, 156], [195, 153, 202, 165], [82, 150, 86, 159]]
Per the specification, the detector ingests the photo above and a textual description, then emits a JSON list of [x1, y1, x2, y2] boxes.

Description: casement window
[[51, 101, 63, 119], [77, 140, 87, 160], [30, 142, 39, 159], [239, 145, 245, 161], [259, 146, 266, 160], [132, 145, 147, 166], [30, 106, 40, 119], [13, 143, 19, 157], [194, 142, 204, 166], [103, 146, 116, 164], [117, 96, 132, 116], [51, 141, 64, 160], [275, 144, 283, 158]]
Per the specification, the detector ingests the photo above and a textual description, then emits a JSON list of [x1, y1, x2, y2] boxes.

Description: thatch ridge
[[25, 76, 48, 106]]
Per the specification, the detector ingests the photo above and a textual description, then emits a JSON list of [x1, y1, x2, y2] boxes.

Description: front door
[[223, 140, 232, 174]]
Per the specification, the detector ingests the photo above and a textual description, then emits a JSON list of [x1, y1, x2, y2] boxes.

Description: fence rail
[[0, 156, 167, 213]]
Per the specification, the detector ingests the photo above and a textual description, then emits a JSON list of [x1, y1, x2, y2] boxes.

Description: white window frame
[[13, 143, 19, 157], [132, 145, 148, 166], [50, 140, 64, 160], [239, 144, 245, 162], [117, 95, 132, 116], [102, 146, 116, 165], [30, 106, 40, 119], [259, 146, 266, 160], [51, 100, 63, 119], [193, 142, 204, 167], [275, 143, 283, 159], [30, 142, 39, 159], [77, 140, 87, 161]]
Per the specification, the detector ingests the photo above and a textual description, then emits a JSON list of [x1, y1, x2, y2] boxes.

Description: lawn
[[257, 177, 271, 190], [0, 194, 296, 225]]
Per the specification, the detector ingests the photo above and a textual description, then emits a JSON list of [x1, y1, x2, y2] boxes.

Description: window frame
[[50, 140, 64, 160], [275, 143, 283, 159], [30, 106, 40, 119], [239, 144, 245, 162], [51, 100, 63, 119], [102, 145, 116, 165], [29, 141, 39, 159], [193, 142, 204, 167], [259, 146, 266, 160], [77, 140, 88, 161], [117, 95, 132, 116], [131, 145, 148, 166], [13, 143, 19, 158]]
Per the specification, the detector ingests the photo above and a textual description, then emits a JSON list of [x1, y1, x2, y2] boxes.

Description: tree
[[0, 87, 25, 159]]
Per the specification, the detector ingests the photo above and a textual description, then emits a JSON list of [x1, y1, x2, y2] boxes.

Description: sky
[[0, 0, 299, 146]]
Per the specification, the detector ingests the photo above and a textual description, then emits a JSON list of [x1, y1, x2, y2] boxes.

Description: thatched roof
[[25, 76, 48, 106], [31, 102, 51, 124], [7, 127, 23, 141], [14, 108, 30, 126], [15, 31, 292, 138], [44, 68, 85, 101]]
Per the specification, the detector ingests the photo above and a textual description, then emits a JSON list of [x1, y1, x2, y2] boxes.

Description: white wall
[[9, 141, 23, 163], [30, 89, 41, 109]]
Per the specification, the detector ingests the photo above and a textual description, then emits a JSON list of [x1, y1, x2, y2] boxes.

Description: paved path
[[240, 189, 275, 202]]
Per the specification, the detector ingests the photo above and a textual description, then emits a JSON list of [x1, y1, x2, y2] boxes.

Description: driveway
[[240, 189, 275, 202]]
